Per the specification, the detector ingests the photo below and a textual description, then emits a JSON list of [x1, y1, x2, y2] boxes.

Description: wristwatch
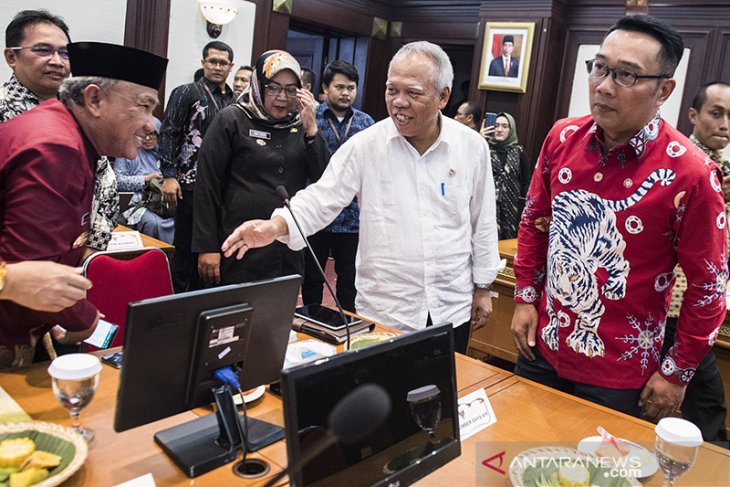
[[474, 282, 492, 291], [0, 261, 6, 294]]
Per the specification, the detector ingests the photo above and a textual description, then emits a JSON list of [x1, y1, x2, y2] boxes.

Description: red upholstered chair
[[83, 247, 173, 349]]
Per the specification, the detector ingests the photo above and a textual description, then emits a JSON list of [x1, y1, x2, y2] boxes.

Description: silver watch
[[474, 282, 492, 291]]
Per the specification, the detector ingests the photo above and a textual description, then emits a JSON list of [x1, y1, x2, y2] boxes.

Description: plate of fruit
[[0, 421, 87, 486]]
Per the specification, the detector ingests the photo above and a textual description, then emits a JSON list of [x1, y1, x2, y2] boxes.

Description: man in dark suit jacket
[[488, 35, 519, 78]]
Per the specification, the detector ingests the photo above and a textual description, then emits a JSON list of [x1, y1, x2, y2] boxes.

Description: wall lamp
[[199, 0, 241, 38]]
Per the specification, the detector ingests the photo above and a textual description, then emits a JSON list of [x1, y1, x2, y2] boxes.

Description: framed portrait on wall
[[478, 22, 535, 93]]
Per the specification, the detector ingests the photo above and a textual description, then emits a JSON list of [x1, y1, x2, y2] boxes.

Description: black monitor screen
[[281, 324, 460, 487], [114, 275, 300, 433]]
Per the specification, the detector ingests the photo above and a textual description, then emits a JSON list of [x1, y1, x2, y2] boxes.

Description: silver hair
[[388, 41, 454, 92], [58, 76, 118, 107]]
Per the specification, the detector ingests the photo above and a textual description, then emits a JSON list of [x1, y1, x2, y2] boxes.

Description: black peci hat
[[503, 35, 514, 44], [68, 42, 168, 90]]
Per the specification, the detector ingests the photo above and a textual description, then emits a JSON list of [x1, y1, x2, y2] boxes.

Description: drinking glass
[[407, 385, 442, 439], [654, 417, 703, 486], [48, 353, 102, 442]]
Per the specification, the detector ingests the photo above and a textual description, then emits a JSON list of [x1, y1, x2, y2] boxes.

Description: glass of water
[[48, 354, 102, 442], [655, 417, 703, 486], [407, 385, 442, 439]]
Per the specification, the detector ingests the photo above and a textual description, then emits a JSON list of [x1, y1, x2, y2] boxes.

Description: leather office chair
[[83, 247, 173, 349]]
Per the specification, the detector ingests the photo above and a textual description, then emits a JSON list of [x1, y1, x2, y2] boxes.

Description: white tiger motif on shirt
[[542, 168, 676, 358]]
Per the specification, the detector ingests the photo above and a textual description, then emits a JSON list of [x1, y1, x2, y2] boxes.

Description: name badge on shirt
[[249, 129, 271, 140]]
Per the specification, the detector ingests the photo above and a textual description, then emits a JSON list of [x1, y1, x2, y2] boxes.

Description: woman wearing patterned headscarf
[[481, 112, 533, 240], [193, 50, 329, 285]]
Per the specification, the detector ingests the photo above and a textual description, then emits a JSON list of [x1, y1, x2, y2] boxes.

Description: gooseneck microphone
[[261, 384, 391, 487], [275, 185, 353, 350]]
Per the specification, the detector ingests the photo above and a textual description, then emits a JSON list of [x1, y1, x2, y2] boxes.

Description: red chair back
[[83, 248, 173, 349]]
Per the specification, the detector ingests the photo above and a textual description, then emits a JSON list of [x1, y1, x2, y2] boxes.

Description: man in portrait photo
[[488, 34, 519, 78]]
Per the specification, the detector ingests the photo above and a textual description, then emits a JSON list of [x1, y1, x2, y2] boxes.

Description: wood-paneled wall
[[123, 0, 730, 154]]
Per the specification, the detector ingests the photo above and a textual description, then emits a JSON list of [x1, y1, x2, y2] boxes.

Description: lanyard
[[326, 114, 354, 148], [201, 83, 221, 112]]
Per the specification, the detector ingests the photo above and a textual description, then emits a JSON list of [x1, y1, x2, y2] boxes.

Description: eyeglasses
[[585, 59, 669, 88], [9, 45, 69, 61], [264, 83, 298, 98], [144, 133, 158, 140], [205, 59, 231, 68]]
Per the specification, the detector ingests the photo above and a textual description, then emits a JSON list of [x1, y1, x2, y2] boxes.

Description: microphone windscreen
[[328, 383, 391, 444], [275, 185, 289, 202]]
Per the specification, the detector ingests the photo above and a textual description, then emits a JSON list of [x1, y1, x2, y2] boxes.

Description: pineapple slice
[[9, 467, 48, 487], [19, 451, 62, 471], [0, 439, 35, 469]]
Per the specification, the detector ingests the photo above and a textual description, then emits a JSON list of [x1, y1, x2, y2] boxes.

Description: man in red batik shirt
[[511, 15, 727, 422]]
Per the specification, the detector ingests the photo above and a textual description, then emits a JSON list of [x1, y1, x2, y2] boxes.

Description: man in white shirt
[[221, 41, 501, 353]]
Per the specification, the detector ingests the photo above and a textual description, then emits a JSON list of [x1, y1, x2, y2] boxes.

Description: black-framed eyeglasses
[[585, 59, 669, 88], [204, 59, 231, 68], [264, 83, 298, 98], [9, 45, 69, 61]]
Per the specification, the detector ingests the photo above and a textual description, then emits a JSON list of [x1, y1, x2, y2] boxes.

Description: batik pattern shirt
[[159, 78, 234, 190], [0, 75, 40, 123], [0, 76, 117, 250], [315, 103, 375, 233], [514, 113, 727, 388], [668, 134, 730, 320]]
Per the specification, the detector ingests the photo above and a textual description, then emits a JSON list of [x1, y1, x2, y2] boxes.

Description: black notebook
[[291, 315, 375, 344]]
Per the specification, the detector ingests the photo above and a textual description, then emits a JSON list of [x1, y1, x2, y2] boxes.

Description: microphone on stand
[[261, 383, 391, 487], [275, 185, 353, 350]]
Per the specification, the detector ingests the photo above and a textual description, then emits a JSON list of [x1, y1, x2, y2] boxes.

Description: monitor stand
[[154, 385, 285, 478]]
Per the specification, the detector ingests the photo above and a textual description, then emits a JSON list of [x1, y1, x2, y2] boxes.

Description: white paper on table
[[458, 388, 497, 440], [283, 339, 337, 369], [107, 231, 143, 251], [113, 473, 156, 487]]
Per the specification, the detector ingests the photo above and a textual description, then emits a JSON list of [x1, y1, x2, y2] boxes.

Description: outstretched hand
[[2, 261, 92, 312], [221, 217, 286, 259]]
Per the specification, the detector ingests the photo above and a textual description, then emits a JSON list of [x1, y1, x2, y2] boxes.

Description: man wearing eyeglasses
[[159, 41, 235, 292], [511, 15, 727, 423], [1, 10, 69, 122], [2, 10, 119, 257]]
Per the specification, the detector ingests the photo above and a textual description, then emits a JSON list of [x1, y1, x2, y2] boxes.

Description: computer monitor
[[114, 275, 301, 477], [280, 323, 460, 487]]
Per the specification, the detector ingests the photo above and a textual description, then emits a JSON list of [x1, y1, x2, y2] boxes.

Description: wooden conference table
[[1, 333, 728, 486]]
